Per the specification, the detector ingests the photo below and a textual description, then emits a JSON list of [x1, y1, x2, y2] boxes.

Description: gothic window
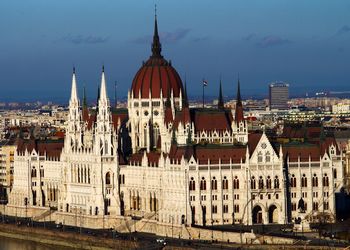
[[211, 177, 217, 190], [143, 124, 148, 147], [323, 174, 329, 187], [274, 176, 280, 188], [265, 152, 271, 163], [78, 167, 80, 183], [290, 174, 297, 188], [153, 123, 160, 147], [301, 174, 307, 188], [312, 174, 318, 187], [333, 169, 337, 179], [222, 176, 228, 190], [258, 152, 263, 163], [266, 176, 272, 189], [189, 177, 195, 191], [212, 205, 218, 214], [233, 176, 239, 189], [200, 177, 206, 191], [258, 176, 264, 189], [31, 168, 37, 178], [251, 176, 256, 189], [312, 202, 319, 211], [88, 168, 91, 184], [106, 172, 111, 185]]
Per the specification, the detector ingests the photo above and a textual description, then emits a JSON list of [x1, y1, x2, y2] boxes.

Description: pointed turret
[[99, 65, 108, 103], [151, 10, 162, 58], [235, 78, 244, 123], [83, 86, 87, 108], [70, 67, 79, 104], [218, 78, 224, 109]]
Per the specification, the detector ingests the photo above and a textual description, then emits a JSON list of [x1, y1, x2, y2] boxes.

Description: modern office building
[[269, 82, 289, 110]]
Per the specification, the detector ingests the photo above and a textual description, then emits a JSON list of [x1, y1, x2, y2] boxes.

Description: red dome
[[131, 57, 183, 99], [130, 16, 183, 99]]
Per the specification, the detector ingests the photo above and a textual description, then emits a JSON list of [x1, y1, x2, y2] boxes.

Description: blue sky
[[0, 0, 350, 102]]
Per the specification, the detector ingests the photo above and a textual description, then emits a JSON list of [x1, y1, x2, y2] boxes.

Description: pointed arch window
[[200, 177, 206, 191], [143, 124, 148, 147], [265, 152, 271, 162], [106, 172, 111, 185], [222, 176, 228, 190], [258, 176, 264, 189], [251, 176, 256, 189], [233, 176, 239, 189], [258, 152, 263, 163], [323, 174, 329, 187], [266, 176, 272, 189], [274, 176, 280, 188], [153, 123, 160, 147], [211, 177, 217, 190], [301, 174, 307, 188], [290, 174, 297, 188], [312, 174, 318, 187], [189, 177, 195, 191]]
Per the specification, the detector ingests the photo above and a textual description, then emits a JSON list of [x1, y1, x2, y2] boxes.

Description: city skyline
[[1, 1, 350, 102]]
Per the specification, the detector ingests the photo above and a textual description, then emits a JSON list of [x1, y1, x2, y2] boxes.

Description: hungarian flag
[[203, 79, 208, 86]]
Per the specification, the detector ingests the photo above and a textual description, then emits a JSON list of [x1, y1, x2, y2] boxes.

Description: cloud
[[242, 33, 256, 41], [257, 35, 291, 48], [132, 28, 191, 44], [336, 25, 350, 36], [192, 36, 210, 42], [61, 34, 109, 45]]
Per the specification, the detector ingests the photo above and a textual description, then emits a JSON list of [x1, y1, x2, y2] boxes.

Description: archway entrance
[[252, 205, 263, 224], [268, 205, 278, 223]]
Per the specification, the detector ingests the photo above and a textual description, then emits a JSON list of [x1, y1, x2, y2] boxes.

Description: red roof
[[131, 57, 184, 99], [193, 110, 233, 133]]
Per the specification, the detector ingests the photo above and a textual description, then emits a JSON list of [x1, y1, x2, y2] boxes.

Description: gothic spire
[[83, 85, 87, 108], [182, 76, 189, 108], [218, 78, 224, 109], [151, 6, 162, 58], [99, 65, 108, 103], [236, 77, 242, 106], [70, 67, 79, 103]]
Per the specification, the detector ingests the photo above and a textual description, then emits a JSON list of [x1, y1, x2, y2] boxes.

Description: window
[[312, 202, 318, 211], [323, 174, 329, 187], [211, 177, 217, 190], [301, 174, 307, 188], [313, 192, 318, 198], [265, 152, 271, 162], [212, 205, 218, 214], [222, 176, 228, 190], [153, 123, 160, 147], [333, 169, 337, 179], [234, 204, 239, 213], [266, 176, 272, 189], [274, 176, 280, 188], [324, 202, 329, 210], [302, 192, 307, 198], [292, 203, 296, 211], [276, 194, 279, 199], [258, 152, 263, 163], [200, 177, 206, 191], [233, 176, 239, 189], [251, 176, 256, 189], [312, 174, 318, 187], [290, 174, 297, 188], [223, 205, 229, 213], [189, 177, 196, 191], [234, 194, 239, 200], [258, 176, 264, 189], [105, 172, 111, 185]]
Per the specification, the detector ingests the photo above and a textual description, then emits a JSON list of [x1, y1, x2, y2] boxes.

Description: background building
[[269, 82, 289, 110]]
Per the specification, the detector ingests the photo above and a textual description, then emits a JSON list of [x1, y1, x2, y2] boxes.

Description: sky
[[0, 0, 350, 102]]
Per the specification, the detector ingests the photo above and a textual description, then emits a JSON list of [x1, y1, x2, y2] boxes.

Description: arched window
[[153, 123, 160, 147], [301, 174, 307, 188], [211, 177, 217, 190], [200, 177, 206, 191], [233, 176, 239, 189], [251, 176, 256, 189], [290, 174, 296, 188], [189, 177, 195, 191], [222, 176, 228, 190], [106, 172, 111, 185], [274, 176, 280, 188], [323, 174, 329, 187], [258, 176, 264, 189], [312, 174, 318, 187], [31, 168, 37, 178], [258, 152, 263, 163], [265, 152, 271, 163], [266, 176, 272, 189], [143, 123, 148, 147]]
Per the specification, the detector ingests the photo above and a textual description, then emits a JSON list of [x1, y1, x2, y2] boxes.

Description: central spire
[[151, 6, 162, 58]]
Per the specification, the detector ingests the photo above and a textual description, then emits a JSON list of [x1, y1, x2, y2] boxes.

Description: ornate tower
[[232, 78, 248, 143], [128, 14, 185, 153], [65, 67, 82, 153]]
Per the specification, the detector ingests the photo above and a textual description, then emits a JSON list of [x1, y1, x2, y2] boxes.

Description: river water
[[0, 236, 73, 250]]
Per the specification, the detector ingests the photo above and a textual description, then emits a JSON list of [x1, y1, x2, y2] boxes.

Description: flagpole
[[202, 79, 205, 108]]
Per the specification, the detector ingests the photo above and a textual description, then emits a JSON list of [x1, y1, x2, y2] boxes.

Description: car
[[156, 238, 167, 246]]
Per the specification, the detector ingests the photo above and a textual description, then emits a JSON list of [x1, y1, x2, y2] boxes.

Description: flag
[[202, 79, 208, 86]]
